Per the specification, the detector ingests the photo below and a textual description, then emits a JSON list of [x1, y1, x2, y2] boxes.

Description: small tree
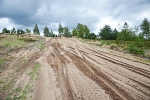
[[43, 26, 50, 37], [17, 29, 25, 35], [26, 29, 31, 33], [64, 27, 72, 38], [11, 27, 16, 34], [88, 32, 97, 39], [2, 28, 10, 33], [140, 18, 150, 39], [58, 23, 64, 36], [99, 25, 112, 40], [72, 28, 78, 36], [111, 28, 118, 40], [33, 24, 40, 35], [117, 22, 136, 41]]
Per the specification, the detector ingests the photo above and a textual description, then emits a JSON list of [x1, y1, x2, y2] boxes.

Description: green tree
[[11, 27, 16, 34], [33, 24, 40, 35], [140, 18, 150, 39], [111, 28, 118, 40], [17, 29, 25, 35], [64, 27, 72, 38], [26, 29, 31, 33], [117, 22, 136, 41], [99, 25, 112, 40], [72, 28, 78, 36], [88, 32, 97, 39], [43, 26, 50, 37], [84, 25, 90, 39], [2, 28, 10, 33], [49, 30, 55, 37], [76, 23, 84, 38], [58, 23, 64, 36]]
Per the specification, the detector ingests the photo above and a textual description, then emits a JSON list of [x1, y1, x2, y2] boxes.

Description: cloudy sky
[[0, 0, 150, 34]]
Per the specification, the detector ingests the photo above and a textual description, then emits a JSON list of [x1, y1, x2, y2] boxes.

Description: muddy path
[[1, 37, 150, 100], [33, 38, 150, 100]]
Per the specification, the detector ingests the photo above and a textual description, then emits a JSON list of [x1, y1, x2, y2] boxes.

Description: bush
[[127, 43, 144, 55], [110, 45, 117, 50]]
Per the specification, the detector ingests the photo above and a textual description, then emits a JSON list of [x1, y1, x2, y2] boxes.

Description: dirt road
[[33, 37, 150, 100], [1, 37, 150, 100]]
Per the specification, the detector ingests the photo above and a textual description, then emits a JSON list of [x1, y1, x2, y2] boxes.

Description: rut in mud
[[33, 38, 150, 100], [1, 37, 150, 100]]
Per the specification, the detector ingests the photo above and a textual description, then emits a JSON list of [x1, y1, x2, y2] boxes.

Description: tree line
[[99, 18, 150, 41], [1, 18, 150, 40]]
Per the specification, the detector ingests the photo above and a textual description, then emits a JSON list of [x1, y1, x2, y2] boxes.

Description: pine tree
[[58, 23, 64, 36], [140, 18, 150, 39], [33, 24, 40, 35], [43, 26, 49, 37]]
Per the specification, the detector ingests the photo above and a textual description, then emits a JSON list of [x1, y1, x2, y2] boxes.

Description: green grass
[[101, 40, 112, 45], [40, 42, 45, 51], [0, 35, 27, 49], [28, 62, 41, 82], [0, 58, 6, 68], [127, 42, 145, 55]]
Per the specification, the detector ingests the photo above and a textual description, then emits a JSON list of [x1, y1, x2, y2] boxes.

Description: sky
[[0, 0, 150, 35]]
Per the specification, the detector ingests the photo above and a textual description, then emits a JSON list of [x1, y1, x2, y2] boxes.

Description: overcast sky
[[0, 0, 150, 34]]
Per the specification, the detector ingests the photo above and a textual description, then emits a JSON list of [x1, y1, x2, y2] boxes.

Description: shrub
[[127, 43, 144, 55], [110, 45, 117, 50]]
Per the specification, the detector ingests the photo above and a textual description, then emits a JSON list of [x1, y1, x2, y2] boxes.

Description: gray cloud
[[0, 0, 150, 34]]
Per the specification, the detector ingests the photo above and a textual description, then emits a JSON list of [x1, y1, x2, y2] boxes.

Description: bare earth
[[1, 37, 150, 100]]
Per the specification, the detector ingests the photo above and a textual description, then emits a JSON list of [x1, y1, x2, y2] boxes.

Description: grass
[[127, 42, 145, 55], [0, 58, 6, 68], [28, 62, 41, 82], [40, 42, 45, 51], [5, 62, 41, 100], [0, 35, 27, 49]]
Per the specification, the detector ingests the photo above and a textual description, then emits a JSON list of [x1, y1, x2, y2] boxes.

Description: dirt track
[[33, 38, 150, 100], [1, 37, 150, 100]]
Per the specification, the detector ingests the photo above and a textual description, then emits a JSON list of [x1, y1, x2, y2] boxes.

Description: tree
[[111, 28, 118, 40], [49, 30, 55, 37], [26, 29, 31, 33], [76, 23, 84, 38], [11, 27, 16, 34], [33, 24, 40, 35], [17, 29, 25, 35], [140, 18, 150, 39], [72, 28, 78, 36], [43, 26, 50, 37], [117, 22, 136, 41], [83, 25, 90, 39], [2, 28, 10, 33], [58, 23, 64, 36], [88, 32, 97, 39], [63, 27, 72, 38], [99, 25, 112, 40]]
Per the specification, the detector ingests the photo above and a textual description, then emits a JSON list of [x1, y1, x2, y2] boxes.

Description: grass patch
[[40, 42, 45, 51], [101, 40, 112, 45], [0, 35, 27, 49], [28, 62, 41, 82], [0, 58, 6, 68]]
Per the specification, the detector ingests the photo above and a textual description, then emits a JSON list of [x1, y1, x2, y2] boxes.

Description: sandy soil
[[0, 37, 150, 100], [33, 38, 150, 100]]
